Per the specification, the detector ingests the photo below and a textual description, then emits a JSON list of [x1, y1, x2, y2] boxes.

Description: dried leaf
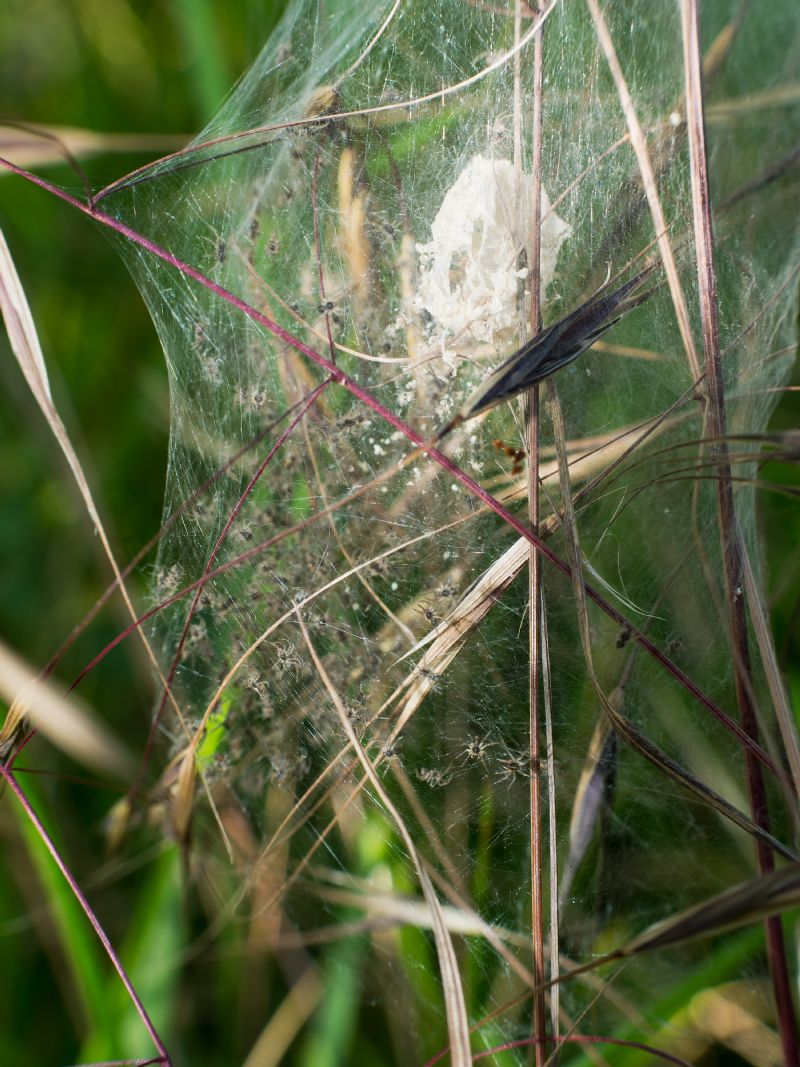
[[559, 713, 617, 908], [0, 638, 132, 777], [0, 122, 184, 170], [624, 863, 800, 956], [173, 744, 198, 843]]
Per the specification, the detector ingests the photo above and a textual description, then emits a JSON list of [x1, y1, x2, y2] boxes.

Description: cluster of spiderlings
[[105, 0, 800, 1056]]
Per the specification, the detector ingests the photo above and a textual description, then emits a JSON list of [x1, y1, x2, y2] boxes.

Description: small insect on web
[[492, 439, 527, 475], [435, 260, 660, 440]]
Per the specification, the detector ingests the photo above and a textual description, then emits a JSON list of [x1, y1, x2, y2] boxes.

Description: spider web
[[101, 0, 799, 1061]]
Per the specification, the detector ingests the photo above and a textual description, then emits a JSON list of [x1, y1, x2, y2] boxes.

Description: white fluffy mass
[[415, 155, 571, 344]]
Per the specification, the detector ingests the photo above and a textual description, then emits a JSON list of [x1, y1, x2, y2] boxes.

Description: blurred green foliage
[[0, 3, 286, 1064]]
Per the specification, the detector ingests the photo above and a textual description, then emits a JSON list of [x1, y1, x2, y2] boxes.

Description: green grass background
[[0, 4, 288, 1064]]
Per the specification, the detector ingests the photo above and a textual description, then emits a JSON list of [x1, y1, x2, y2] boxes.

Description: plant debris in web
[[93, 0, 800, 1061]]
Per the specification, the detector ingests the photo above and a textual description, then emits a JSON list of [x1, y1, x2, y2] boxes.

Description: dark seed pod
[[436, 261, 659, 439]]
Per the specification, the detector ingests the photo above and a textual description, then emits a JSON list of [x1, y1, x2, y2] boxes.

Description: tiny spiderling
[[460, 735, 494, 765], [417, 767, 452, 789], [496, 751, 530, 783]]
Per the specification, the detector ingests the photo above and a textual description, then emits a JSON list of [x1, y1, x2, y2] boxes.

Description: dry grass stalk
[[585, 0, 702, 383], [0, 122, 184, 170], [0, 638, 132, 776], [680, 1, 798, 1053], [0, 226, 194, 769], [294, 609, 472, 1067]]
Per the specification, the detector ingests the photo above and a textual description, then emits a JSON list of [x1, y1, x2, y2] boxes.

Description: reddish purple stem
[[473, 1035, 691, 1067], [0, 155, 787, 787], [131, 377, 332, 796], [0, 761, 171, 1067]]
